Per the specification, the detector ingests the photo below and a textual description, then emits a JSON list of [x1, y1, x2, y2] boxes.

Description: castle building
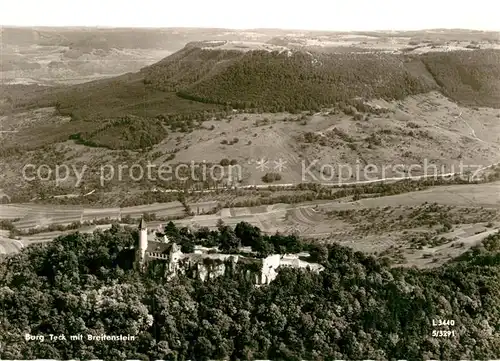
[[134, 219, 324, 284], [135, 218, 178, 270]]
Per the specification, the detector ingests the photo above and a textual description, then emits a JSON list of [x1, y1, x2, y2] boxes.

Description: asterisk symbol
[[255, 158, 269, 172], [273, 158, 287, 172]]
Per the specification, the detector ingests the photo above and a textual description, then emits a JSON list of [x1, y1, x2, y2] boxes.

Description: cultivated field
[[2, 181, 499, 268]]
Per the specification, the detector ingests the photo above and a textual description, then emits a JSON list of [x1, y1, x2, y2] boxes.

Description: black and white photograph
[[0, 0, 500, 359]]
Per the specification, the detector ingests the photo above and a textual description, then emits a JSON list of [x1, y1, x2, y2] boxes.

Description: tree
[[253, 237, 274, 257], [164, 221, 180, 239], [218, 226, 241, 253], [262, 172, 282, 183], [216, 219, 225, 231], [235, 221, 262, 248], [309, 244, 329, 264], [181, 240, 195, 253]]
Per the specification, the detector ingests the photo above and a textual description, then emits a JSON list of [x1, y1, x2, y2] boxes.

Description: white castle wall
[[261, 254, 281, 284]]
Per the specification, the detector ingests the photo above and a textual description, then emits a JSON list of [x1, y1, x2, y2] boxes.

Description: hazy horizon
[[1, 0, 499, 32], [1, 24, 498, 33]]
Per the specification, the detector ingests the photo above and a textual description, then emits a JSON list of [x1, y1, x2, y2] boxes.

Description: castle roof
[[146, 240, 174, 254]]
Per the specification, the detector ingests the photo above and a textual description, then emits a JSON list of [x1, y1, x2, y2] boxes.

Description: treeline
[[223, 177, 479, 208], [142, 47, 244, 92], [68, 116, 169, 150], [1, 224, 500, 359], [160, 220, 322, 258]]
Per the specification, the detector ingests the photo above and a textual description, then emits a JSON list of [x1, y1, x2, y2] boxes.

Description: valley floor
[[1, 181, 499, 269]]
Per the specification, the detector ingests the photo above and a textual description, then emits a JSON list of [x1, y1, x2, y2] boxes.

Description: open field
[[1, 181, 499, 230], [161, 92, 500, 185], [1, 181, 499, 268], [1, 44, 172, 86], [0, 231, 23, 254]]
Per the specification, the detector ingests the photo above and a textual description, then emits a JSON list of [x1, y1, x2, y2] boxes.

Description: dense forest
[[146, 48, 436, 113], [420, 49, 500, 108], [146, 47, 500, 112], [1, 222, 500, 360]]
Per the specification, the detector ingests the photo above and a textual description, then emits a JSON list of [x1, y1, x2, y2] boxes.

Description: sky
[[1, 0, 499, 31]]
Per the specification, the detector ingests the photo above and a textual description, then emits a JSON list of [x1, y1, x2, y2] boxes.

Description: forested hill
[[143, 44, 436, 112], [6, 44, 498, 150], [143, 43, 500, 111], [7, 45, 500, 123], [1, 223, 500, 360]]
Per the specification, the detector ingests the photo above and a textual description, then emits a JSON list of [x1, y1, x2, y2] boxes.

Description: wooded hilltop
[[1, 222, 500, 360]]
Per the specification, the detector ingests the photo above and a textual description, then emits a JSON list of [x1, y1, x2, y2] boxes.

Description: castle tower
[[136, 218, 148, 268]]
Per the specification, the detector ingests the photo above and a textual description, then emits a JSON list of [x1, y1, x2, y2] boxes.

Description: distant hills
[[0, 26, 277, 51], [0, 27, 289, 87], [2, 37, 500, 150], [48, 42, 500, 114]]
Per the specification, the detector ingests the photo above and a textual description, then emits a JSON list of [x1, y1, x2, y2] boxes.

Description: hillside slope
[[2, 43, 500, 150], [9, 42, 500, 117], [421, 50, 500, 107], [144, 43, 438, 112], [144, 44, 500, 112]]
